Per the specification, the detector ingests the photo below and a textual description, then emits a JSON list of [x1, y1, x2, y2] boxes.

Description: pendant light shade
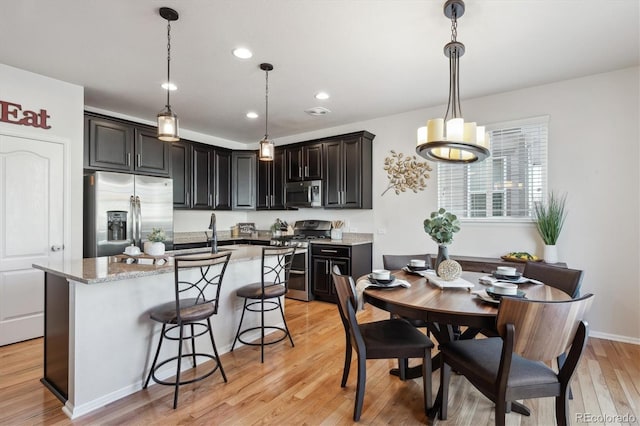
[[416, 0, 490, 163], [258, 63, 275, 161], [157, 7, 179, 142]]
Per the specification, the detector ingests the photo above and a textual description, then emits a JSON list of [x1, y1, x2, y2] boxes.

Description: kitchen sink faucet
[[208, 213, 218, 253]]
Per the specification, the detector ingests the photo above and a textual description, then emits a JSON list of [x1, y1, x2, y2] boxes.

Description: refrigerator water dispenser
[[107, 210, 127, 241]]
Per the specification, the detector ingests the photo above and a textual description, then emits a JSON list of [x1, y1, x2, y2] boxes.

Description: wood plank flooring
[[1, 299, 638, 425]]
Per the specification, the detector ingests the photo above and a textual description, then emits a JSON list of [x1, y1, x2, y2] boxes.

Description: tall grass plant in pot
[[534, 192, 567, 263]]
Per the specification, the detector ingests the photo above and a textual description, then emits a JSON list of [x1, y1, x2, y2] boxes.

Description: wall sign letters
[[0, 99, 51, 129]]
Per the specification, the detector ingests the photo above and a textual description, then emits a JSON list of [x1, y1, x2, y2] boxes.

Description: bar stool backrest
[[260, 246, 296, 291]]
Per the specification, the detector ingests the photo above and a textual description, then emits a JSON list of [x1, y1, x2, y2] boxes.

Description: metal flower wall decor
[[381, 150, 432, 196]]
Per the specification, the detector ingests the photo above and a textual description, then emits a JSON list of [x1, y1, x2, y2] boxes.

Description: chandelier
[[157, 7, 180, 142], [258, 63, 275, 161], [416, 0, 490, 163]]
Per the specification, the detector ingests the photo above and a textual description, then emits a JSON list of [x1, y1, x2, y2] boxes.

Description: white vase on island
[[144, 241, 165, 256], [543, 244, 558, 264]]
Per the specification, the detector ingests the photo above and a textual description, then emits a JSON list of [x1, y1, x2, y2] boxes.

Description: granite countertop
[[174, 231, 373, 246], [32, 244, 298, 284], [174, 231, 273, 245], [309, 233, 373, 246]]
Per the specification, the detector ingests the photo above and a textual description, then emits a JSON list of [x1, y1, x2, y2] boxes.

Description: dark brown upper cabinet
[[84, 113, 170, 177], [171, 140, 231, 210], [323, 131, 374, 209], [286, 143, 323, 182], [257, 148, 286, 210]]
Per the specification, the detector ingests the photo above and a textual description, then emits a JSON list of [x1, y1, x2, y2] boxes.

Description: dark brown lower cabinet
[[311, 243, 372, 303], [41, 272, 69, 403]]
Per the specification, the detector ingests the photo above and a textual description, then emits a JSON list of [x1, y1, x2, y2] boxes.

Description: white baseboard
[[590, 330, 640, 345]]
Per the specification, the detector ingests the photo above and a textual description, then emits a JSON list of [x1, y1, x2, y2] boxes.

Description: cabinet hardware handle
[[325, 260, 329, 274], [271, 194, 275, 206], [304, 166, 308, 177], [321, 249, 338, 253], [266, 195, 270, 207], [209, 194, 212, 206], [127, 153, 131, 166], [136, 154, 141, 168], [186, 192, 190, 205], [299, 166, 302, 178]]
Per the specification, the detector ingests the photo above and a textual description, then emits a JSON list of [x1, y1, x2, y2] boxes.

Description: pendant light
[[258, 63, 275, 161], [157, 7, 179, 142], [416, 0, 490, 163]]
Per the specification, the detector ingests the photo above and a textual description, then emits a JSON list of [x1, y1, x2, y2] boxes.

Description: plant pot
[[145, 241, 165, 256], [543, 244, 558, 263], [435, 244, 449, 272]]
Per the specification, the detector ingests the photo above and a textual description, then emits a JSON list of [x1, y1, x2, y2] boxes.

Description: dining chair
[[331, 269, 434, 421], [382, 253, 432, 270], [438, 293, 594, 426], [523, 261, 584, 298], [231, 246, 296, 363], [143, 252, 231, 409]]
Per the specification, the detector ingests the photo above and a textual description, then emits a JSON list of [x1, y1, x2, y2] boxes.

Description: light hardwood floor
[[1, 299, 638, 425]]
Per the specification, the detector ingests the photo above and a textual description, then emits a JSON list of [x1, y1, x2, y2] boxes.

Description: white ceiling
[[1, 0, 638, 144]]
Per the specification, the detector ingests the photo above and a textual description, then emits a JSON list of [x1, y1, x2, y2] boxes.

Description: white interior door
[[0, 133, 64, 346]]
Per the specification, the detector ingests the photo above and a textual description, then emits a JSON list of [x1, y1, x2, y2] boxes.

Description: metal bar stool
[[143, 252, 231, 409], [231, 246, 296, 362]]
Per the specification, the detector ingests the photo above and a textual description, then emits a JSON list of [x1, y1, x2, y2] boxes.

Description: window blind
[[437, 116, 548, 220]]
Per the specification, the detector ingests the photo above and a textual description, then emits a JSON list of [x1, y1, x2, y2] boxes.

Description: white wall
[[250, 67, 640, 342], [0, 64, 84, 260]]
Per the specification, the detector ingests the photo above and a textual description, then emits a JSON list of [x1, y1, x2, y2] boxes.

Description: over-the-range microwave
[[285, 180, 322, 208]]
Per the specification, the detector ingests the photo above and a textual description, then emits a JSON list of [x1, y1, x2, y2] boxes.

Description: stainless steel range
[[272, 220, 332, 301]]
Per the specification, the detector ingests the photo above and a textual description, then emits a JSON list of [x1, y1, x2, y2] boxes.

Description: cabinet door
[[134, 127, 170, 176], [323, 140, 343, 207], [342, 138, 362, 208], [256, 157, 271, 210], [286, 146, 303, 181], [303, 143, 323, 180], [311, 257, 332, 300], [271, 149, 286, 209], [171, 141, 191, 208], [192, 144, 212, 209], [232, 152, 256, 210], [213, 149, 232, 210], [87, 117, 133, 172]]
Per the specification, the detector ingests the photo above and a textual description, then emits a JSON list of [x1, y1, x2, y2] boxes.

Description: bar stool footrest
[[236, 326, 292, 347], [149, 353, 224, 387]]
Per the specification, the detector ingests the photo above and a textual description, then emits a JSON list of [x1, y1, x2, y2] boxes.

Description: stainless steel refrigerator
[[84, 171, 173, 257]]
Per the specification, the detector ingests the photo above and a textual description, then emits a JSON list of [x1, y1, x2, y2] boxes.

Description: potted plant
[[145, 227, 166, 256], [423, 208, 460, 271], [534, 192, 567, 263]]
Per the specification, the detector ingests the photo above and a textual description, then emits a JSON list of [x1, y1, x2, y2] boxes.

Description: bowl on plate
[[486, 286, 526, 300], [368, 273, 396, 285], [406, 264, 429, 272], [371, 269, 391, 280], [492, 270, 522, 280], [491, 282, 518, 295]]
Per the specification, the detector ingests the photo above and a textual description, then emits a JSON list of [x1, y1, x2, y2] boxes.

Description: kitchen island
[[33, 245, 293, 419]]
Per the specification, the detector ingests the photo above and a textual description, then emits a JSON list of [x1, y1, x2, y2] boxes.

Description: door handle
[[304, 165, 308, 177], [136, 154, 141, 168], [321, 249, 338, 253], [51, 245, 64, 252], [271, 194, 275, 207], [299, 166, 302, 178], [209, 193, 212, 206]]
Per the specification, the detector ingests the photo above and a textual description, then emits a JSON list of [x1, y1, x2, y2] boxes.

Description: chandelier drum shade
[[157, 7, 179, 142], [416, 0, 490, 164], [258, 63, 275, 161]]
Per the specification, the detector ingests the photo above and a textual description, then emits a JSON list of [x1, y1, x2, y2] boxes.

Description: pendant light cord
[[264, 69, 269, 139], [166, 19, 172, 111]]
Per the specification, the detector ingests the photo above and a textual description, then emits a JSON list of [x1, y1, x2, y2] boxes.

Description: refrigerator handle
[[130, 195, 137, 246], [135, 196, 142, 244]]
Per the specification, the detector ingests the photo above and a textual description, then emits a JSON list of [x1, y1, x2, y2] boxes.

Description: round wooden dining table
[[361, 269, 572, 419]]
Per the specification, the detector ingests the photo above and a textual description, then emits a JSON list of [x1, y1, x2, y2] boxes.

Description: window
[[437, 116, 548, 221]]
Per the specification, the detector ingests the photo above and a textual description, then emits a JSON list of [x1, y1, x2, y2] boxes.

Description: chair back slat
[[523, 262, 584, 298], [497, 294, 593, 361], [383, 254, 432, 270], [332, 272, 364, 352], [173, 252, 232, 320]]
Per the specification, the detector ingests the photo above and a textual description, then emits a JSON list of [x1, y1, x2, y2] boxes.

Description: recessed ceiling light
[[161, 82, 177, 91], [232, 47, 253, 59], [246, 111, 259, 119], [315, 92, 330, 100], [304, 107, 331, 116]]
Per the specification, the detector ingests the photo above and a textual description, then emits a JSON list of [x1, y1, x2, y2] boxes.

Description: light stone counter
[[33, 245, 271, 284], [309, 232, 373, 246]]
